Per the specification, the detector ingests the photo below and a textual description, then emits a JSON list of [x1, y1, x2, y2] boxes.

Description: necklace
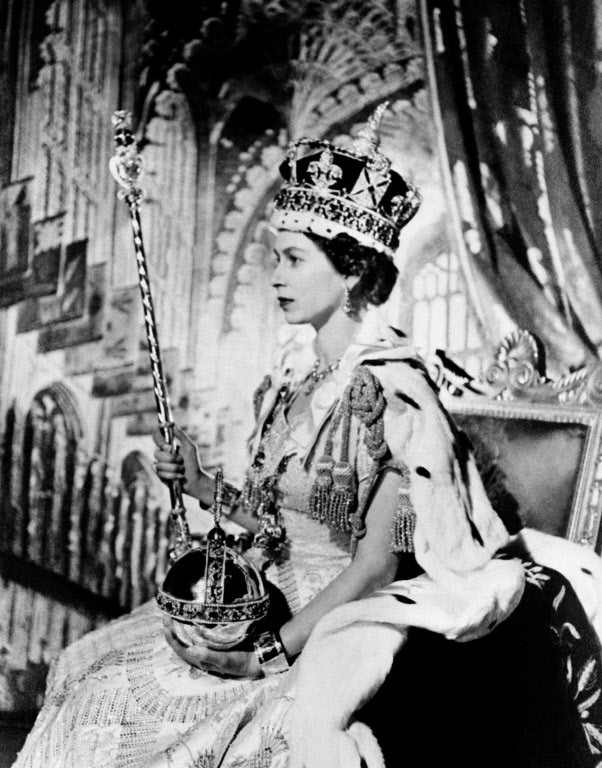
[[304, 358, 342, 395]]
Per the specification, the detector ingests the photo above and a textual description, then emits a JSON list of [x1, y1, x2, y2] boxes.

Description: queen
[[13, 105, 601, 768]]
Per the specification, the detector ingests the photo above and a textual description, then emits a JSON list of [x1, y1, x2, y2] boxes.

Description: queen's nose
[[271, 261, 285, 288]]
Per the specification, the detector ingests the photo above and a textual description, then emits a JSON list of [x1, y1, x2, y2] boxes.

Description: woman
[[14, 105, 600, 768]]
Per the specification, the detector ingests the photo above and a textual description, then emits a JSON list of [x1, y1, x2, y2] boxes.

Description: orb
[[156, 527, 269, 650]]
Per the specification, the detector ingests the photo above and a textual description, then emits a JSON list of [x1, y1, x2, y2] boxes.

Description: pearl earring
[[342, 284, 352, 316]]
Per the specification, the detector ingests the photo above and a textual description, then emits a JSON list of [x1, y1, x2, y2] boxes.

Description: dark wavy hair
[[304, 232, 399, 316]]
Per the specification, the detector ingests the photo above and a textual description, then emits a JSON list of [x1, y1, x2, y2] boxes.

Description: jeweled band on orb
[[156, 588, 269, 623]]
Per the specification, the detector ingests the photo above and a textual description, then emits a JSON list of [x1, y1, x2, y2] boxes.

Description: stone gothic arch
[[19, 382, 83, 573]]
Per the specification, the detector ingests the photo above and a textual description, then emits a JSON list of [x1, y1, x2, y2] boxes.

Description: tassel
[[308, 455, 335, 523], [327, 461, 356, 531], [242, 455, 264, 517], [242, 477, 261, 516], [323, 385, 355, 531], [391, 463, 416, 553]]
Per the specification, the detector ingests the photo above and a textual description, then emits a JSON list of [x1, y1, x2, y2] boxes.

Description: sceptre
[[109, 110, 192, 560]]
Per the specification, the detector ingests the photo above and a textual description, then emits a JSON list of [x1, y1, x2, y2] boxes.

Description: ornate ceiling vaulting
[[138, 0, 423, 137]]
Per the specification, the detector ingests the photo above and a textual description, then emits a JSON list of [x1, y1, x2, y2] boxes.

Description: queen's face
[[271, 230, 345, 328]]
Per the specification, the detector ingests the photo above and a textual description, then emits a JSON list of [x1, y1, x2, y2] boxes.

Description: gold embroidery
[[308, 365, 387, 538], [228, 726, 288, 768]]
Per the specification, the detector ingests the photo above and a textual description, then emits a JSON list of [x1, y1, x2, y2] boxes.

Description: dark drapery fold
[[422, 0, 602, 372]]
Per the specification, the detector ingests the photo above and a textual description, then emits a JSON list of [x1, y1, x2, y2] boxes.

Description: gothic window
[[20, 386, 81, 574], [411, 252, 485, 376]]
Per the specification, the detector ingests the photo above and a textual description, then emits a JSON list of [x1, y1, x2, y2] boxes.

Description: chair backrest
[[430, 330, 602, 554]]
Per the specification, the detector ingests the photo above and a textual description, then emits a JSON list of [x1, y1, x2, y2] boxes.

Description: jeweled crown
[[271, 102, 421, 257]]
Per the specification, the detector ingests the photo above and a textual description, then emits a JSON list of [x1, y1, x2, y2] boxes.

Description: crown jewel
[[271, 102, 420, 256], [156, 469, 269, 650]]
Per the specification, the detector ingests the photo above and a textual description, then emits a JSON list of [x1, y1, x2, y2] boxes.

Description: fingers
[[164, 629, 221, 673], [189, 647, 229, 675], [153, 427, 200, 468], [164, 628, 198, 665], [163, 627, 249, 677], [153, 448, 184, 468], [153, 423, 195, 448], [165, 628, 204, 667], [153, 446, 186, 484], [154, 451, 184, 467], [152, 427, 170, 449], [154, 446, 182, 461], [153, 438, 178, 456], [155, 467, 186, 484], [152, 425, 189, 450]]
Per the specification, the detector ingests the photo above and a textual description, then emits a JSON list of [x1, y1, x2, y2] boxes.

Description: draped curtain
[[421, 0, 602, 371]]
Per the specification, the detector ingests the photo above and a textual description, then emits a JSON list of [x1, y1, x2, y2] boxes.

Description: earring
[[342, 284, 352, 316]]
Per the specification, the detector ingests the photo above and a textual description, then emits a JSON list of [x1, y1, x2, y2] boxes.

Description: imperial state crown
[[270, 102, 421, 257]]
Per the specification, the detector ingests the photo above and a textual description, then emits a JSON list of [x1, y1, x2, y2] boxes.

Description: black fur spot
[[416, 466, 430, 478], [394, 594, 416, 605], [395, 391, 420, 409]]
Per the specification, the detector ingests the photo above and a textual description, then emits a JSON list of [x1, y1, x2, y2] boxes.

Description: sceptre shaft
[[109, 110, 191, 560]]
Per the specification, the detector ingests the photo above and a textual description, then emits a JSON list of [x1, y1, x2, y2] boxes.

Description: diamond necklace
[[304, 358, 342, 395]]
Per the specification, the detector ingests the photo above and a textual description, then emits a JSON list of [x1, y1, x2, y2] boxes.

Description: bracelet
[[199, 475, 242, 516], [221, 479, 242, 516], [253, 630, 290, 676]]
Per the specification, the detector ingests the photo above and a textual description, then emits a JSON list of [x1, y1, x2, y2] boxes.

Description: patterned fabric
[[13, 404, 351, 768], [525, 561, 602, 764]]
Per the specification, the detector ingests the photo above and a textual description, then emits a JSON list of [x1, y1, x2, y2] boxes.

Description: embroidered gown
[[13, 316, 602, 767], [13, 397, 355, 767]]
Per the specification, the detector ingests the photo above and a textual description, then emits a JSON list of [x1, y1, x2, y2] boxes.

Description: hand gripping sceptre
[[109, 110, 192, 560]]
